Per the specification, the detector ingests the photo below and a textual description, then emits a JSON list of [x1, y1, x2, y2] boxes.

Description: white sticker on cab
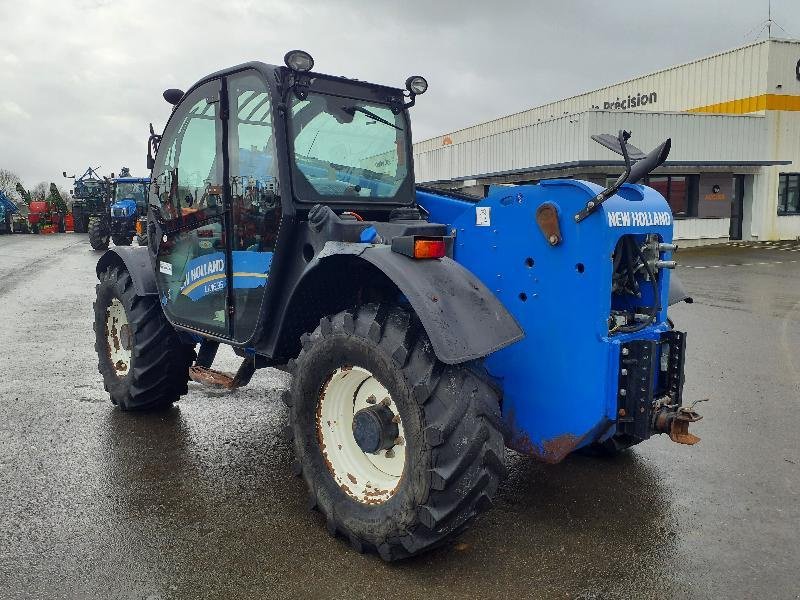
[[476, 206, 491, 226], [160, 261, 173, 275]]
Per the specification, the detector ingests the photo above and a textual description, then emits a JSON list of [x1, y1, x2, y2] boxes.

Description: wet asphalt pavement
[[0, 234, 798, 600]]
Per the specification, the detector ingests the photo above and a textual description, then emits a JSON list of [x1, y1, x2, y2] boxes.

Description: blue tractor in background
[[108, 169, 150, 247], [80, 167, 149, 250], [92, 51, 701, 561]]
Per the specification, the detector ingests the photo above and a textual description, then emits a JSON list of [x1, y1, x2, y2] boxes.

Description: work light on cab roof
[[284, 49, 314, 72]]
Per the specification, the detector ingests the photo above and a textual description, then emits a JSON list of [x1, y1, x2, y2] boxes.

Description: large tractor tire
[[93, 265, 196, 411], [112, 234, 131, 246], [288, 303, 506, 560], [88, 218, 110, 251], [136, 234, 147, 247]]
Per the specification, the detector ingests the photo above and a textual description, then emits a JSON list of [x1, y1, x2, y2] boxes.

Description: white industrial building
[[413, 38, 800, 244]]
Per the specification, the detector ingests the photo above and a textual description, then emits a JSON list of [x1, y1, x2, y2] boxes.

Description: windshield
[[115, 182, 146, 203], [289, 92, 410, 202]]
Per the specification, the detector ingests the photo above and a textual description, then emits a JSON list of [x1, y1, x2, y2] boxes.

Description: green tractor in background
[[64, 167, 109, 243]]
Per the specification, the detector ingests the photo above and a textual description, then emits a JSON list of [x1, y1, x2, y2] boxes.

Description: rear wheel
[[93, 265, 195, 410], [88, 217, 109, 251], [288, 303, 506, 560], [112, 234, 131, 246]]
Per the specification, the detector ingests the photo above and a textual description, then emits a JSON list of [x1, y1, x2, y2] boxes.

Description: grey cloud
[[0, 0, 797, 185]]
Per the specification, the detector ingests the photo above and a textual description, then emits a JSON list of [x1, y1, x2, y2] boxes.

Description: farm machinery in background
[[0, 190, 18, 234], [65, 167, 150, 250], [64, 167, 107, 234], [13, 182, 68, 234]]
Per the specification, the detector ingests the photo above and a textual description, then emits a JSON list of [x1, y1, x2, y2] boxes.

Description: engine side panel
[[418, 181, 676, 461]]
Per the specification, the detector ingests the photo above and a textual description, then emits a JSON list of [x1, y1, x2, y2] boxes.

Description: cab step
[[189, 358, 257, 389]]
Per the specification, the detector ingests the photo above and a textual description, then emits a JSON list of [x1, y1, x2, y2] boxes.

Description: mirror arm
[[574, 130, 632, 223]]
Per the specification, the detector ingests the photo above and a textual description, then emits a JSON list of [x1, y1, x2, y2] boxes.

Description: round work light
[[405, 76, 428, 95], [284, 50, 314, 72]]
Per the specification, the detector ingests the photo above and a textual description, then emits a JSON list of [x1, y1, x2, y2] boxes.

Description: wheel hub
[[316, 366, 406, 504], [352, 404, 399, 454]]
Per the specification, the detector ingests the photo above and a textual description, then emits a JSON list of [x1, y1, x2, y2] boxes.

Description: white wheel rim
[[317, 366, 406, 505], [106, 298, 132, 377]]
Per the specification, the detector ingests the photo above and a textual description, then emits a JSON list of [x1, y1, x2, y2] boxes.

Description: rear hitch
[[653, 399, 706, 445]]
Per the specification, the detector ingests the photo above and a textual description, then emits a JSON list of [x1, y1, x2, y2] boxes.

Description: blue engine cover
[[417, 180, 675, 462], [110, 198, 138, 218]]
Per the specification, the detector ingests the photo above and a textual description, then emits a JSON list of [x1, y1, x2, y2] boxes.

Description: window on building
[[606, 174, 695, 217], [777, 173, 800, 215]]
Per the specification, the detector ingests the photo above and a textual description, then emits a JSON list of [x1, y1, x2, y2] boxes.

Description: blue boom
[[418, 179, 681, 461]]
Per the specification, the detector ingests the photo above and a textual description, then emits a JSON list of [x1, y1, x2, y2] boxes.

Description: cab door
[[226, 70, 282, 342], [150, 79, 231, 336]]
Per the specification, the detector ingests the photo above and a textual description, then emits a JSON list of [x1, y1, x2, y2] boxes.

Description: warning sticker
[[159, 261, 173, 275], [476, 206, 491, 226]]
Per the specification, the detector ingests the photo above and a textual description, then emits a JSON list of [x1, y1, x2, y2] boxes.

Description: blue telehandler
[[93, 51, 700, 561]]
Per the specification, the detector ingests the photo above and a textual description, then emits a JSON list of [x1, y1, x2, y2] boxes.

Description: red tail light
[[413, 239, 446, 259]]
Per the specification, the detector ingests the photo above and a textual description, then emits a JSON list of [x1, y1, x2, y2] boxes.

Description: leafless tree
[[0, 168, 21, 201], [31, 182, 49, 201]]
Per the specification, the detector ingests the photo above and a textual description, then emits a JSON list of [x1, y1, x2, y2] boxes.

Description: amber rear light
[[413, 239, 446, 259]]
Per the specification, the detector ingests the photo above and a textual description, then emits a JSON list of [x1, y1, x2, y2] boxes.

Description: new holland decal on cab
[[606, 210, 672, 228], [179, 251, 273, 301]]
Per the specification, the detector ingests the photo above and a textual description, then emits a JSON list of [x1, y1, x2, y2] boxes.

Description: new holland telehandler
[[93, 50, 701, 560]]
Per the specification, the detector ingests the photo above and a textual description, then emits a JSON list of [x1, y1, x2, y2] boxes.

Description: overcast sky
[[1, 0, 798, 188]]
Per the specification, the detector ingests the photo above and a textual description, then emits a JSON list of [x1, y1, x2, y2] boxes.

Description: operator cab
[[146, 51, 428, 346]]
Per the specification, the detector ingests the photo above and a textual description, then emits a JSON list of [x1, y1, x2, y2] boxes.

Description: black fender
[[306, 243, 524, 365], [668, 273, 693, 306], [95, 246, 157, 296]]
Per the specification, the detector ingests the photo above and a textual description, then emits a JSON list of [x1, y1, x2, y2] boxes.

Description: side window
[[151, 86, 224, 224], [227, 71, 281, 340], [152, 81, 228, 335]]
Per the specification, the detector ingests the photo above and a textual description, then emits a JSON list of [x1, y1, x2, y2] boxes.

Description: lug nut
[[380, 397, 391, 407], [385, 449, 395, 458], [622, 348, 630, 356], [394, 436, 404, 446], [621, 368, 628, 376], [366, 395, 377, 404], [391, 415, 401, 424], [619, 389, 627, 396]]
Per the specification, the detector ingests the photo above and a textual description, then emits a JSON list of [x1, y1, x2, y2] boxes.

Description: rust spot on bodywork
[[510, 432, 581, 464], [347, 473, 358, 485]]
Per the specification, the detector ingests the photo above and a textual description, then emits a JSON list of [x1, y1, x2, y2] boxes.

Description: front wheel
[[288, 304, 506, 560], [93, 265, 195, 410]]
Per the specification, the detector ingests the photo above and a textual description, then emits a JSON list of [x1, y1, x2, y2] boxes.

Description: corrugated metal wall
[[414, 39, 782, 154], [414, 111, 768, 183]]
